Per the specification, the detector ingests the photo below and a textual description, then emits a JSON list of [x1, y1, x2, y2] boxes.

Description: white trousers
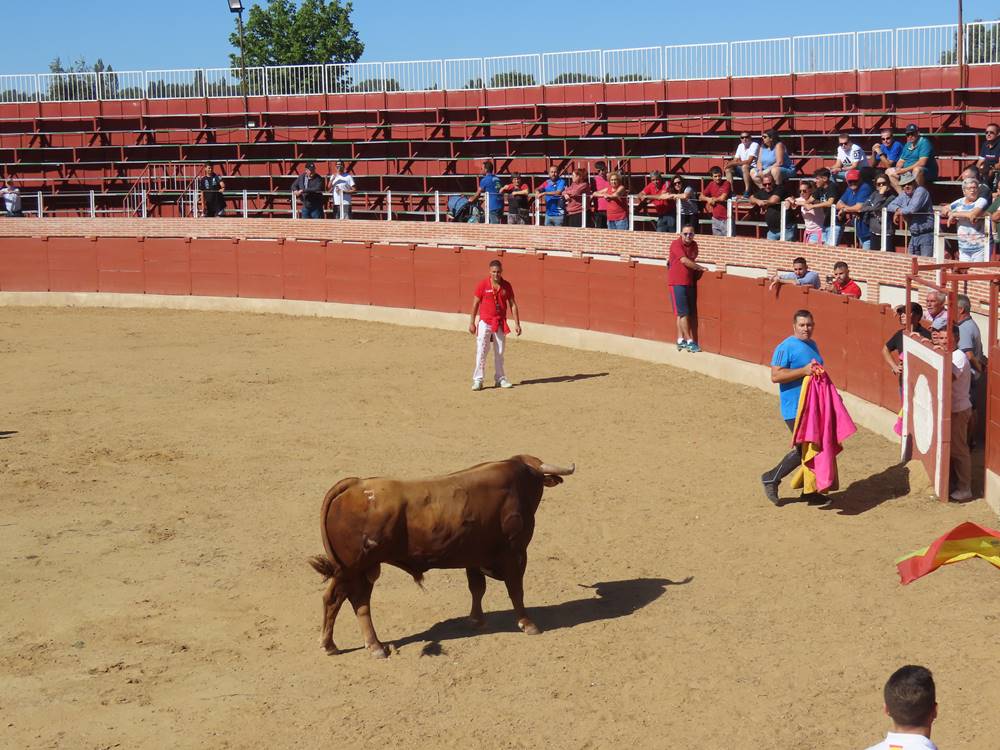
[[473, 319, 506, 381]]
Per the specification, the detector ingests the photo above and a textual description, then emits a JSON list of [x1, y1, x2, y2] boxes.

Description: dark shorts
[[672, 285, 697, 318]]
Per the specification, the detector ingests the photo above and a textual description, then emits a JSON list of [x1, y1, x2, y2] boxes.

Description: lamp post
[[228, 0, 252, 128]]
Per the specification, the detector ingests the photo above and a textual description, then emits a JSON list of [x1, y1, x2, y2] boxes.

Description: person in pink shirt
[[468, 259, 521, 391], [562, 168, 592, 228], [593, 171, 629, 230], [590, 161, 610, 229], [699, 167, 732, 235], [637, 170, 671, 232], [785, 179, 824, 243]]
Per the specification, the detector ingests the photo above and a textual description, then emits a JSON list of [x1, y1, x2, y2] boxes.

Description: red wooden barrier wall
[[0, 237, 906, 413]]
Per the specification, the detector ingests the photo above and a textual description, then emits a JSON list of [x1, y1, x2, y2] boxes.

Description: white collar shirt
[[864, 731, 938, 750]]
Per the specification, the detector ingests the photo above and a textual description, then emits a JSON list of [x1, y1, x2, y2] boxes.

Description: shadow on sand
[[517, 372, 609, 386], [392, 576, 692, 654], [804, 462, 911, 515]]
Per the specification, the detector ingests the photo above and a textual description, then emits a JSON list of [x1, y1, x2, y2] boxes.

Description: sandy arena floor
[[1, 306, 999, 749]]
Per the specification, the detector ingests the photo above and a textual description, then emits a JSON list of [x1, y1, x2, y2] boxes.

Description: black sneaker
[[761, 473, 780, 505], [801, 492, 827, 505]]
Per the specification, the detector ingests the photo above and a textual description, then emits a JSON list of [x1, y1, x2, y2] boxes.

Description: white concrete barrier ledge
[[0, 290, 897, 441]]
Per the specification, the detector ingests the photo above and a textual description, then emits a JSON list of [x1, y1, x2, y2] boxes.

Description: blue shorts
[[672, 285, 697, 318]]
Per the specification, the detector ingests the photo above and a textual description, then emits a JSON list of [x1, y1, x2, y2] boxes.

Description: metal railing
[[3, 22, 999, 104]]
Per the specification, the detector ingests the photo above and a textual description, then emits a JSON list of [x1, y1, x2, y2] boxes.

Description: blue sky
[[2, 0, 996, 74]]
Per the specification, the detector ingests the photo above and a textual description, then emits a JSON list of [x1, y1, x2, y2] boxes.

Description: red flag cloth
[[896, 522, 1000, 584]]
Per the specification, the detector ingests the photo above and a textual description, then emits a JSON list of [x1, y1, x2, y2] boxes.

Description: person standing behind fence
[[811, 168, 844, 245], [537, 165, 567, 227], [887, 173, 934, 256], [292, 162, 325, 219], [501, 173, 530, 225], [940, 178, 988, 262], [562, 168, 592, 228], [858, 175, 897, 251], [199, 163, 226, 218], [594, 172, 629, 230], [750, 173, 792, 241], [863, 665, 938, 750], [1, 178, 23, 217], [470, 161, 503, 224], [932, 319, 973, 500], [699, 167, 731, 236], [665, 176, 698, 231], [590, 162, 610, 229], [469, 259, 521, 391], [785, 179, 824, 244], [669, 226, 708, 353], [329, 159, 355, 220], [638, 171, 672, 232], [725, 132, 759, 198]]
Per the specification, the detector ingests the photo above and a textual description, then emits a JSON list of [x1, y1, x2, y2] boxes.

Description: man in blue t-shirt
[[768, 256, 821, 291], [470, 161, 504, 224], [887, 123, 937, 192], [871, 129, 902, 171], [536, 165, 567, 226], [761, 309, 824, 505]]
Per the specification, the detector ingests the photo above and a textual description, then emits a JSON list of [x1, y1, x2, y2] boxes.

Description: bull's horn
[[539, 462, 575, 476]]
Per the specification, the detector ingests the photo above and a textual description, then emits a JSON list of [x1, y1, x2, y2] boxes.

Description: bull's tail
[[309, 555, 340, 581]]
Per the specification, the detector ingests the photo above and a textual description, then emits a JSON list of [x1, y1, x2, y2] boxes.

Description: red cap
[[845, 169, 861, 182]]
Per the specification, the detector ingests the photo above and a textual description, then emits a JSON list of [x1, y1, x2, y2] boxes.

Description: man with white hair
[[922, 289, 948, 331], [886, 173, 934, 256], [940, 178, 989, 262]]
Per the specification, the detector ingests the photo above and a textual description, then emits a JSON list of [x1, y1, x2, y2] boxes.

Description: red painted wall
[[0, 235, 905, 414]]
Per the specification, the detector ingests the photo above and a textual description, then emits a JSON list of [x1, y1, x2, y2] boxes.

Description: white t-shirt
[[329, 173, 355, 205], [837, 143, 867, 168], [1, 186, 21, 212], [952, 347, 972, 412], [948, 196, 988, 260], [864, 732, 937, 750], [734, 141, 760, 164]]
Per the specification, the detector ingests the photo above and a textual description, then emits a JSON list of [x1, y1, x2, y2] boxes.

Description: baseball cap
[[905, 123, 919, 135], [845, 169, 861, 182], [898, 172, 916, 186], [304, 161, 316, 170]]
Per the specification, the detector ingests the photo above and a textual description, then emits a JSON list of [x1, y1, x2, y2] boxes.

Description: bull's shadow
[[392, 576, 690, 653]]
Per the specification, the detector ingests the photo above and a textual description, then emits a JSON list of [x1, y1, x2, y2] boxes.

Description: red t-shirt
[[475, 277, 515, 332], [591, 175, 610, 211], [605, 191, 628, 221], [667, 237, 699, 286], [702, 179, 731, 220], [833, 278, 862, 298], [640, 182, 669, 216], [563, 181, 590, 215]]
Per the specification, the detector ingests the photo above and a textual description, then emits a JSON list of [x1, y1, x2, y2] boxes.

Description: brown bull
[[308, 454, 575, 658]]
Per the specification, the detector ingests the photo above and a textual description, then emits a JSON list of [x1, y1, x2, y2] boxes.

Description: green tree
[[940, 19, 1000, 64], [488, 71, 536, 88], [549, 72, 600, 85], [229, 0, 364, 68]]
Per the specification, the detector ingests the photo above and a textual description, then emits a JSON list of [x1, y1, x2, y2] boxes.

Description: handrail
[[1, 21, 997, 104]]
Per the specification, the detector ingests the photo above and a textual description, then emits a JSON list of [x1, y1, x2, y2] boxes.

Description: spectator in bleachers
[[665, 176, 698, 231], [887, 124, 937, 191], [922, 289, 948, 329], [292, 162, 326, 219], [500, 173, 530, 225], [593, 171, 629, 230], [768, 256, 821, 290], [784, 179, 824, 244], [750, 173, 793, 241], [563, 168, 592, 228], [940, 177, 989, 262], [470, 161, 503, 225], [871, 128, 903, 172], [956, 293, 986, 445], [863, 665, 938, 750], [1, 178, 23, 217], [198, 163, 226, 218], [637, 170, 672, 232], [858, 174, 898, 251], [699, 166, 731, 236], [836, 169, 874, 248], [961, 165, 992, 202], [329, 159, 356, 220], [751, 129, 795, 188], [824, 261, 862, 298], [831, 132, 868, 183], [725, 131, 759, 198], [883, 303, 930, 384], [810, 168, 844, 245], [590, 161, 610, 229], [932, 318, 973, 500], [537, 165, 567, 227], [887, 172, 934, 256], [975, 122, 1000, 193]]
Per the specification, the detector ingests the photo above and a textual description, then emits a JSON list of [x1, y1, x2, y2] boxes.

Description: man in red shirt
[[826, 261, 862, 298], [699, 166, 732, 235], [668, 227, 709, 352], [469, 259, 522, 390], [638, 170, 672, 232]]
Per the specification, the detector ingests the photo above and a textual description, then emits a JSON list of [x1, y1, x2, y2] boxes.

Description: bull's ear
[[543, 475, 564, 487]]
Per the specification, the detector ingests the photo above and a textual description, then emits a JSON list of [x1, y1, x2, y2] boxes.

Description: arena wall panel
[[189, 238, 239, 298], [368, 244, 415, 309], [282, 239, 327, 302], [540, 256, 590, 331], [236, 239, 284, 300], [143, 237, 192, 296], [0, 238, 49, 291], [585, 258, 635, 339], [632, 263, 675, 344], [412, 246, 463, 314], [325, 242, 371, 304], [47, 236, 98, 292]]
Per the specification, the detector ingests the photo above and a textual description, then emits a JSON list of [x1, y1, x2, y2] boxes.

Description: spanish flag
[[896, 522, 1000, 584]]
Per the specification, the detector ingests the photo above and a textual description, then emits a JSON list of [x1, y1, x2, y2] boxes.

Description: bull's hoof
[[467, 615, 488, 631], [323, 643, 339, 656], [368, 643, 389, 659], [518, 618, 541, 635]]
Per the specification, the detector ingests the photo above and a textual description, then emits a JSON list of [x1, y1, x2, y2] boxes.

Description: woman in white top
[[785, 179, 823, 243], [329, 160, 356, 219]]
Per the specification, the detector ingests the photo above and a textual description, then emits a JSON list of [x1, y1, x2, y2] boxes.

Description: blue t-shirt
[[541, 178, 567, 216], [779, 270, 821, 288], [899, 137, 937, 177], [840, 182, 873, 240], [875, 139, 903, 165], [479, 174, 503, 212], [771, 336, 824, 420]]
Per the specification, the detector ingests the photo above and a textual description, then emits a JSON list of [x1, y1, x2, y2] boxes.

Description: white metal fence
[[3, 22, 999, 103]]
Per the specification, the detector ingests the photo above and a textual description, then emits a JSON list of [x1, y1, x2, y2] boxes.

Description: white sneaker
[[471, 379, 483, 391], [949, 488, 973, 501], [496, 378, 513, 389]]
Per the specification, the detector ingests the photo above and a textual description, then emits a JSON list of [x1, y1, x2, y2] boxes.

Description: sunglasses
[[740, 135, 751, 139], [876, 181, 888, 186], [881, 136, 893, 141], [987, 130, 999, 135]]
